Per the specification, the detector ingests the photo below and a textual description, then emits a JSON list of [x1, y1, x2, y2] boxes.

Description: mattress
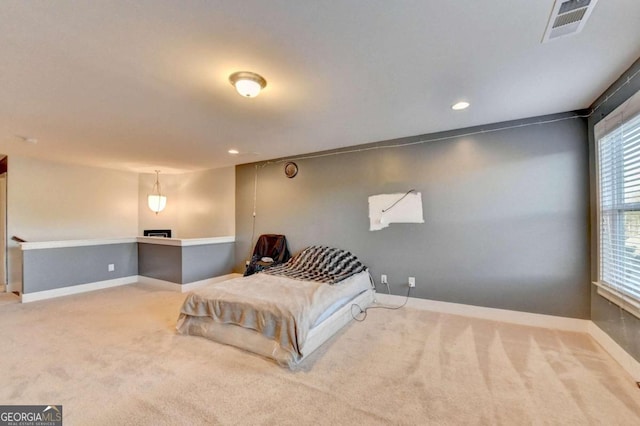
[[176, 271, 373, 367]]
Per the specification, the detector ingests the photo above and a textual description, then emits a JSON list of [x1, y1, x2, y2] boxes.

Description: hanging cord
[[248, 163, 270, 262], [255, 114, 588, 168], [246, 67, 640, 210], [241, 66, 640, 174], [351, 275, 412, 322], [589, 67, 640, 118], [246, 67, 640, 261], [382, 189, 416, 213], [252, 65, 640, 170], [152, 170, 162, 195], [248, 164, 259, 261]]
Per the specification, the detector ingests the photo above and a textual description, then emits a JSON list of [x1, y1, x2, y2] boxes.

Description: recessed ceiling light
[[228, 149, 239, 155], [451, 101, 470, 111], [229, 71, 267, 98]]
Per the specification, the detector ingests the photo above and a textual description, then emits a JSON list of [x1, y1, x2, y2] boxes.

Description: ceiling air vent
[[542, 0, 599, 42]]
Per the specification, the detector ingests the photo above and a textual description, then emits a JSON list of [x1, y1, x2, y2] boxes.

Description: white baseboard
[[21, 273, 243, 302], [375, 294, 589, 332], [21, 276, 138, 303], [588, 322, 640, 381], [137, 273, 241, 293]]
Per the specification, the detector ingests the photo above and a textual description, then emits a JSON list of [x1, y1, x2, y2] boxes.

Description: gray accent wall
[[22, 243, 138, 293], [22, 241, 235, 293], [182, 243, 235, 283], [236, 113, 590, 318], [138, 244, 182, 283], [589, 58, 640, 361], [138, 242, 234, 284]]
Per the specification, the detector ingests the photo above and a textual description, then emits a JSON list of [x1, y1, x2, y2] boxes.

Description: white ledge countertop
[[136, 236, 235, 247], [20, 236, 235, 250]]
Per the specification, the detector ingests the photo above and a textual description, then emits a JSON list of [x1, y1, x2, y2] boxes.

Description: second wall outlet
[[381, 274, 388, 284], [408, 277, 415, 287], [108, 264, 115, 272]]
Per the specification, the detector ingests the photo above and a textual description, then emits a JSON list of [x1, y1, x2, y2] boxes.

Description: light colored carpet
[[0, 292, 19, 307], [1, 283, 639, 425]]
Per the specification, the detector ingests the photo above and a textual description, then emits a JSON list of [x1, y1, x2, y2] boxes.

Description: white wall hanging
[[368, 190, 424, 231]]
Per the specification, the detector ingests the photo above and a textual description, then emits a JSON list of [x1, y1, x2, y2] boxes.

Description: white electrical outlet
[[108, 264, 115, 272], [381, 274, 388, 284], [408, 277, 416, 287]]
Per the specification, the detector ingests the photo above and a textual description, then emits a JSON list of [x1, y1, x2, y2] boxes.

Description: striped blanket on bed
[[262, 245, 367, 284]]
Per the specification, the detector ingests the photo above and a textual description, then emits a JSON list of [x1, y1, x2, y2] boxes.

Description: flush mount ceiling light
[[229, 71, 267, 98], [228, 149, 239, 155], [451, 101, 470, 110], [148, 170, 167, 214]]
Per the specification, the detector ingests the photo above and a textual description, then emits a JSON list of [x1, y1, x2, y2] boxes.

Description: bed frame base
[[301, 289, 374, 361], [177, 289, 374, 368]]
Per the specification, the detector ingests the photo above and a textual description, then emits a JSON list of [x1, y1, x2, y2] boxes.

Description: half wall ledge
[[19, 236, 236, 300]]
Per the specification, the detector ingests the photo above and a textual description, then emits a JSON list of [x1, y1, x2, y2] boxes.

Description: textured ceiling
[[0, 1, 639, 173]]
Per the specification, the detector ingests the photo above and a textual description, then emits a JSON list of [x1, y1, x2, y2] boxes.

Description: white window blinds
[[596, 89, 640, 311]]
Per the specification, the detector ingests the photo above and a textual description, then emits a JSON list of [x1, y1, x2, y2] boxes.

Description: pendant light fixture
[[229, 71, 267, 98], [148, 170, 167, 214]]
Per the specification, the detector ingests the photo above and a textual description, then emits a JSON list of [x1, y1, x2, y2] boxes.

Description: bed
[[176, 246, 374, 368]]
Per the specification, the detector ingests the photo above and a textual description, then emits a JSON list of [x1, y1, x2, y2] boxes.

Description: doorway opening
[[0, 155, 7, 293]]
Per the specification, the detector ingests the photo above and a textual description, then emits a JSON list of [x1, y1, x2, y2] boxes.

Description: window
[[595, 89, 640, 317]]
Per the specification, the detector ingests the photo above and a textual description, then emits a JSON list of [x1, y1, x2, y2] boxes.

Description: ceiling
[[0, 1, 639, 173]]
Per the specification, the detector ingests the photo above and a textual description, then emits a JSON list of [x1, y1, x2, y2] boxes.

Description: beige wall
[[7, 156, 139, 291], [3, 157, 234, 293], [138, 167, 235, 238]]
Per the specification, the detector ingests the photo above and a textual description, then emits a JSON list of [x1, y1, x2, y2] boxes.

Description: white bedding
[[177, 271, 372, 367]]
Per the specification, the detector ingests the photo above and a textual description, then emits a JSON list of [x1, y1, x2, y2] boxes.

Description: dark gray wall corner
[[138, 242, 235, 284], [589, 57, 640, 361], [182, 243, 234, 284], [236, 113, 591, 318], [138, 243, 182, 283]]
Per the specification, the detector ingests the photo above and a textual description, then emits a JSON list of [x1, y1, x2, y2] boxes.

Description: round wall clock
[[284, 162, 298, 178]]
